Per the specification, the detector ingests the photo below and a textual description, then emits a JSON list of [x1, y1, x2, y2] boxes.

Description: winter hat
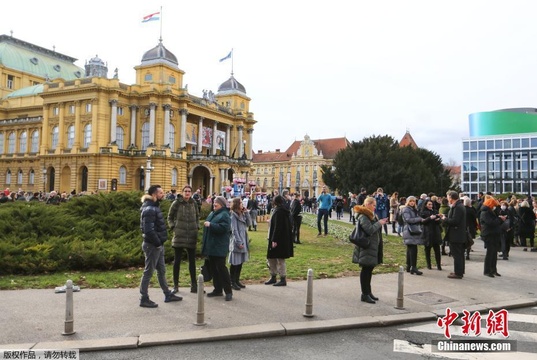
[[214, 196, 228, 208]]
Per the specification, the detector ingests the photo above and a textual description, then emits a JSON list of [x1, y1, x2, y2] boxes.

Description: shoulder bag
[[349, 224, 370, 248]]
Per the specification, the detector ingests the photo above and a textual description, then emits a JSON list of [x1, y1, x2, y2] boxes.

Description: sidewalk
[[1, 241, 536, 352]]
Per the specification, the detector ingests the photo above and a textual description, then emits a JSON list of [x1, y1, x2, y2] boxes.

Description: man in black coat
[[290, 193, 303, 244], [441, 191, 467, 279]]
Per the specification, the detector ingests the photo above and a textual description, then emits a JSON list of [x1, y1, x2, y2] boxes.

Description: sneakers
[[140, 298, 158, 308], [164, 293, 183, 302]]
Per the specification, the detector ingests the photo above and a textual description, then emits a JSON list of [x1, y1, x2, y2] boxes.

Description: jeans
[[140, 242, 170, 299], [173, 247, 197, 288], [317, 209, 329, 235]]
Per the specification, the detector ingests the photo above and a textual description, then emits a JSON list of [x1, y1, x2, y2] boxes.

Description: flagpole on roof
[[159, 6, 163, 41], [231, 48, 234, 76]]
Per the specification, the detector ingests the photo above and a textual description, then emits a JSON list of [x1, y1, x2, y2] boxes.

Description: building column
[[209, 176, 214, 196], [89, 99, 98, 152], [220, 168, 226, 192], [57, 103, 65, 152], [73, 101, 81, 150], [246, 129, 254, 159], [109, 100, 118, 144], [149, 102, 156, 146], [212, 121, 218, 155], [129, 105, 138, 147], [163, 104, 171, 147], [226, 125, 232, 157], [40, 105, 50, 155], [237, 125, 244, 158], [197, 117, 204, 153], [179, 109, 188, 148]]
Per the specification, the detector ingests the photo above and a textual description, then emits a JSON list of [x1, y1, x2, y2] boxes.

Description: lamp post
[[144, 156, 154, 191], [42, 167, 47, 193], [242, 139, 247, 159]]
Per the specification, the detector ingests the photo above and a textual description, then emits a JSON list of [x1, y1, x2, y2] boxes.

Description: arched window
[[0, 133, 4, 154], [8, 132, 15, 154], [116, 126, 124, 149], [29, 169, 35, 185], [51, 126, 59, 149], [141, 122, 150, 150], [67, 125, 75, 149], [169, 124, 175, 150], [119, 166, 127, 184], [6, 170, 11, 185], [171, 168, 178, 187], [19, 131, 27, 153], [17, 169, 23, 184], [84, 124, 92, 148], [31, 131, 39, 153]]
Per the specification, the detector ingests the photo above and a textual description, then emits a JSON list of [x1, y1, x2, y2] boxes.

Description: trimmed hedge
[[0, 192, 205, 275]]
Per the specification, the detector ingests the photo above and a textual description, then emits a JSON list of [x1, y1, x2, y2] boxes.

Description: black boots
[[264, 275, 277, 285], [361, 294, 376, 304], [230, 265, 242, 290], [273, 276, 287, 286], [410, 267, 423, 275]]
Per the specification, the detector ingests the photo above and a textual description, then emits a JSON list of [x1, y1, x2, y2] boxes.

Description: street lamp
[[42, 167, 47, 193], [144, 156, 154, 191]]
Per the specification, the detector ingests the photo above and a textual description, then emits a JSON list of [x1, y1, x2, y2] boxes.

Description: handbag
[[465, 230, 475, 250], [349, 224, 370, 248], [229, 230, 236, 252], [408, 223, 423, 236], [200, 258, 212, 282]]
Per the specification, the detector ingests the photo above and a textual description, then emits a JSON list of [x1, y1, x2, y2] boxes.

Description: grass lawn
[[0, 213, 425, 290]]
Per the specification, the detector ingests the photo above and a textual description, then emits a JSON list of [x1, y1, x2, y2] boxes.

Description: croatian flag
[[219, 50, 232, 62], [142, 12, 160, 23]]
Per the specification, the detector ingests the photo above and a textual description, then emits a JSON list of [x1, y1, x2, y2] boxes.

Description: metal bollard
[[194, 274, 206, 326], [395, 266, 405, 310], [303, 268, 314, 317], [62, 280, 75, 335]]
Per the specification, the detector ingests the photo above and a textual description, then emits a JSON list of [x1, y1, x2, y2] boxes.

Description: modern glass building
[[462, 108, 537, 199]]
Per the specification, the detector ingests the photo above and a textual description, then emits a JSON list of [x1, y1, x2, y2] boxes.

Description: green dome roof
[[0, 35, 84, 81], [3, 84, 44, 100]]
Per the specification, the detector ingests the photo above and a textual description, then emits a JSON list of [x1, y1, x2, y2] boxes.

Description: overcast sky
[[4, 0, 537, 164]]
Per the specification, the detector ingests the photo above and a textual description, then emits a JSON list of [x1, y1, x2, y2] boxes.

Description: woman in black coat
[[464, 197, 478, 261], [518, 200, 535, 251], [420, 199, 442, 270], [265, 195, 293, 287], [480, 197, 506, 278]]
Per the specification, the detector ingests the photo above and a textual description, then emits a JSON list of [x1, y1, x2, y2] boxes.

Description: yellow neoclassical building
[[252, 135, 350, 197], [0, 34, 255, 197]]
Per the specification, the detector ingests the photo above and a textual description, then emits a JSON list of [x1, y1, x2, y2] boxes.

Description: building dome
[[87, 54, 105, 66], [217, 75, 246, 94], [141, 40, 178, 67]]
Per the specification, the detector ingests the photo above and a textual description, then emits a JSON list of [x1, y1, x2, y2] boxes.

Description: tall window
[[0, 132, 5, 154], [51, 126, 59, 149], [171, 168, 178, 187], [7, 75, 14, 89], [85, 103, 92, 113], [116, 126, 124, 149], [29, 169, 35, 185], [69, 105, 75, 114], [6, 170, 11, 185], [8, 132, 15, 154], [169, 124, 175, 150], [67, 125, 75, 148], [31, 131, 39, 153], [17, 170, 23, 184], [84, 124, 92, 148], [119, 166, 127, 184], [19, 131, 27, 153], [141, 122, 150, 150]]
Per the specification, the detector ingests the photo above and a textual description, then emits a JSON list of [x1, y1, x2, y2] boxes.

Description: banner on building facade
[[186, 123, 198, 145], [202, 127, 213, 147], [216, 130, 226, 151]]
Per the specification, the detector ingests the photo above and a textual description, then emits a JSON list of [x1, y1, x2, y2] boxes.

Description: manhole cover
[[406, 291, 456, 305]]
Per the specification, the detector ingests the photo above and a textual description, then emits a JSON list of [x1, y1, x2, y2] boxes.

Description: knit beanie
[[214, 196, 228, 208]]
